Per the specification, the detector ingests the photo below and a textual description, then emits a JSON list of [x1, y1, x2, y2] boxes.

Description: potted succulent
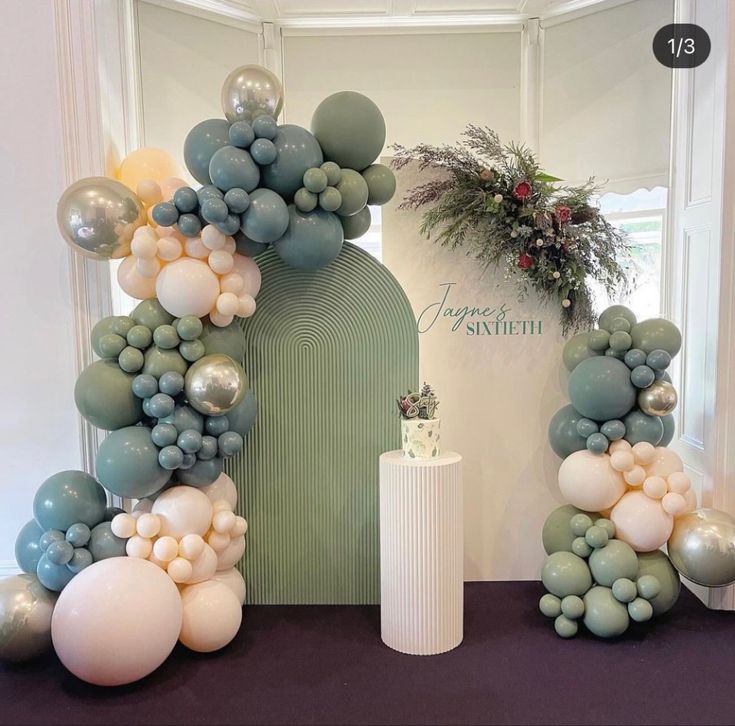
[[396, 383, 440, 459]]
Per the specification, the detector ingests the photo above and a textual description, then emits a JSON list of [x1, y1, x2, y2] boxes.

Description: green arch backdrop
[[228, 243, 418, 604]]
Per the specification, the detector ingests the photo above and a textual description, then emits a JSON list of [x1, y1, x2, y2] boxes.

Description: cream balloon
[[217, 535, 246, 570], [231, 253, 262, 297], [557, 450, 627, 512], [118, 148, 181, 191], [152, 486, 213, 539], [51, 558, 182, 686], [645, 447, 684, 478], [117, 254, 157, 299], [610, 490, 674, 552], [159, 177, 188, 200], [212, 567, 246, 606], [156, 258, 220, 318], [185, 543, 218, 585], [179, 580, 243, 653], [199, 473, 238, 509]]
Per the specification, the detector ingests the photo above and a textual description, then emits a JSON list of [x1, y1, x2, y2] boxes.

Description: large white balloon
[[152, 486, 213, 539], [156, 257, 220, 318], [51, 558, 182, 686], [212, 567, 246, 605], [179, 580, 242, 652], [610, 490, 674, 552], [216, 534, 246, 570], [558, 450, 626, 512], [199, 472, 238, 509]]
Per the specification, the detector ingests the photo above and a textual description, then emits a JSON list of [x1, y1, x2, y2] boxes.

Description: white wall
[[138, 2, 260, 172], [0, 1, 82, 572], [542, 0, 673, 192]]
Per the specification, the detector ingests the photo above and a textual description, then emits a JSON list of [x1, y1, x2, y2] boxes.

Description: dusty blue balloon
[[173, 187, 198, 213], [586, 433, 609, 454], [74, 360, 144, 430], [88, 522, 127, 561], [600, 419, 625, 441], [660, 413, 676, 446], [340, 206, 372, 240], [159, 445, 184, 470], [178, 213, 202, 237], [65, 523, 91, 548], [132, 374, 157, 400], [198, 436, 218, 460], [234, 231, 268, 257], [547, 405, 587, 459], [151, 423, 178, 447], [209, 145, 260, 193], [201, 197, 228, 224], [159, 371, 184, 396], [177, 457, 223, 487], [46, 540, 73, 566], [226, 389, 257, 437], [240, 188, 289, 243], [261, 124, 324, 201], [14, 520, 44, 574], [39, 530, 64, 552], [217, 214, 241, 236], [151, 201, 178, 227], [252, 115, 277, 140], [250, 138, 277, 165], [218, 431, 243, 456], [576, 418, 598, 437], [184, 118, 231, 185], [623, 409, 664, 446], [33, 471, 107, 532], [180, 453, 197, 470], [36, 554, 74, 592], [294, 188, 318, 213], [197, 185, 224, 205], [229, 121, 255, 148], [631, 365, 655, 388], [104, 506, 125, 522], [205, 415, 230, 436], [148, 393, 175, 418], [96, 426, 171, 499], [159, 404, 204, 434], [178, 429, 203, 453], [224, 188, 250, 214], [624, 348, 647, 369], [274, 205, 344, 270], [647, 349, 672, 370], [67, 548, 93, 574], [568, 356, 637, 421]]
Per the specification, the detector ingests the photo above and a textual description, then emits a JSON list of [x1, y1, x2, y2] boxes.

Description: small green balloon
[[572, 537, 592, 558], [636, 574, 661, 600], [585, 525, 609, 549], [153, 325, 180, 350], [609, 331, 633, 353], [294, 187, 318, 213], [598, 305, 637, 333], [335, 169, 369, 217], [320, 161, 341, 186], [583, 586, 630, 638], [159, 404, 204, 434], [143, 346, 188, 379], [609, 317, 632, 333], [570, 513, 593, 537], [176, 315, 203, 341], [539, 593, 562, 617], [319, 186, 342, 212], [303, 167, 328, 194], [561, 595, 585, 620], [98, 333, 126, 358], [554, 614, 578, 638], [542, 505, 597, 555], [562, 332, 595, 372], [611, 577, 637, 603], [118, 346, 144, 373], [589, 539, 638, 587], [541, 552, 592, 598], [131, 299, 175, 330], [340, 206, 372, 240], [628, 597, 654, 622], [33, 470, 107, 532], [180, 339, 206, 362], [630, 317, 682, 356], [587, 329, 610, 352], [595, 518, 616, 538], [635, 550, 680, 615], [91, 317, 133, 357], [14, 520, 45, 574], [126, 324, 153, 349], [361, 163, 396, 205], [547, 405, 587, 459], [74, 360, 143, 430], [87, 522, 127, 561]]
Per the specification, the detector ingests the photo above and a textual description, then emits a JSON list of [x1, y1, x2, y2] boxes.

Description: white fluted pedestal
[[379, 450, 463, 655]]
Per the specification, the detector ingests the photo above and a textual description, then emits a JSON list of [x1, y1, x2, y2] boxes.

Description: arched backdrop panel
[[228, 243, 418, 604]]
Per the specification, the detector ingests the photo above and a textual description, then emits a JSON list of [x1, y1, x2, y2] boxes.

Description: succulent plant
[[397, 383, 439, 420]]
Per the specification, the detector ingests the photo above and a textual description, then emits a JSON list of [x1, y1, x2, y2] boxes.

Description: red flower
[[513, 180, 532, 201], [555, 205, 571, 224], [518, 253, 534, 270]]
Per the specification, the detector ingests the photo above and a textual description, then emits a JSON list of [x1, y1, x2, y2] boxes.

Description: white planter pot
[[401, 417, 441, 459]]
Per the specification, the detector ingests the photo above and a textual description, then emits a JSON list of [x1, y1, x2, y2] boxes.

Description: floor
[[1, 582, 734, 726]]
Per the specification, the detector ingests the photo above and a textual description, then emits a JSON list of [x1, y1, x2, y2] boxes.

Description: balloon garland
[[541, 304, 735, 638], [0, 64, 396, 684]]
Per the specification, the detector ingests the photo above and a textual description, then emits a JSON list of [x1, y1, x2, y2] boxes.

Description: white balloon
[[179, 580, 242, 653], [231, 254, 261, 297], [126, 535, 153, 559], [156, 258, 220, 318], [167, 557, 193, 583], [135, 513, 161, 539], [152, 486, 213, 539], [179, 533, 206, 561], [185, 543, 218, 585], [199, 473, 238, 509], [558, 450, 626, 512], [645, 447, 684, 478], [51, 558, 182, 686], [217, 535, 246, 571], [201, 225, 226, 251], [213, 509, 236, 534], [131, 233, 158, 260], [610, 490, 674, 552], [237, 294, 256, 318], [152, 535, 179, 563], [212, 567, 246, 606], [117, 255, 157, 299], [111, 513, 136, 539], [209, 310, 234, 327], [216, 292, 239, 317], [209, 250, 234, 275]]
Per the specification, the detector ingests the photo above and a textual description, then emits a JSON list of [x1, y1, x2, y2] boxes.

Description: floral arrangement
[[397, 383, 439, 420], [392, 126, 630, 332]]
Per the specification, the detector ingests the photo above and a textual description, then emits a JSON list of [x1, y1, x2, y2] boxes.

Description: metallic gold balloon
[[185, 354, 247, 416], [0, 575, 57, 662], [57, 177, 146, 260], [667, 509, 735, 587], [638, 380, 678, 417], [221, 65, 283, 123]]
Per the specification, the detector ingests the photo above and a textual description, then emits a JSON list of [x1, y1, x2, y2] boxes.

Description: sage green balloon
[[131, 299, 174, 330], [87, 522, 127, 561], [361, 163, 396, 205], [340, 206, 372, 240], [587, 328, 610, 352], [33, 470, 107, 532], [0, 575, 57, 662], [630, 318, 682, 356], [539, 593, 562, 617], [562, 332, 596, 372], [14, 520, 45, 574], [568, 356, 637, 421], [554, 614, 578, 638], [589, 539, 638, 587], [598, 305, 637, 333], [96, 426, 171, 499], [335, 169, 369, 217], [623, 409, 664, 446], [91, 316, 134, 357], [628, 597, 653, 622], [226, 389, 257, 437], [74, 360, 143, 430], [547, 405, 587, 459], [541, 551, 592, 597], [542, 504, 598, 555], [583, 586, 630, 638], [201, 317, 246, 362], [561, 595, 585, 619], [311, 91, 386, 171], [635, 550, 680, 615], [143, 346, 188, 379], [660, 413, 676, 447]]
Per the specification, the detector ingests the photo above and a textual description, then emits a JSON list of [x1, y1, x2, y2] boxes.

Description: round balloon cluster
[[539, 505, 681, 638]]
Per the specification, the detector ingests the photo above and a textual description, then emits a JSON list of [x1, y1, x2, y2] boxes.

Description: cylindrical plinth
[[379, 450, 463, 655]]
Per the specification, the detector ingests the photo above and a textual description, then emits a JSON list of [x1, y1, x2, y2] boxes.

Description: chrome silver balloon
[[57, 177, 145, 260], [638, 380, 678, 417], [0, 575, 57, 662], [185, 353, 247, 416], [221, 64, 283, 123], [667, 508, 735, 587]]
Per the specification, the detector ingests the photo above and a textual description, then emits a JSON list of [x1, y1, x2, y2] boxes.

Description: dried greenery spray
[[397, 383, 439, 420]]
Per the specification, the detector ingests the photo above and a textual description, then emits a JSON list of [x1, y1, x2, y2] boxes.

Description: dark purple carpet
[[1, 582, 734, 726]]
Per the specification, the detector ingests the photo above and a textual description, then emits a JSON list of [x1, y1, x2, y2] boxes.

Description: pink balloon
[[610, 490, 674, 552], [558, 450, 626, 512], [156, 258, 220, 318], [117, 255, 157, 299]]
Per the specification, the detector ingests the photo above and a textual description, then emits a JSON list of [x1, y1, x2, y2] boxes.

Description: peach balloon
[[152, 486, 213, 539], [624, 465, 646, 487], [645, 447, 684, 478], [118, 148, 181, 192], [212, 567, 246, 606], [117, 255, 157, 299], [137, 179, 162, 206], [185, 543, 218, 585], [610, 490, 674, 552], [216, 535, 246, 571], [156, 258, 220, 318], [558, 450, 627, 512], [159, 176, 188, 200], [231, 254, 262, 297], [51, 558, 182, 686], [199, 473, 238, 509], [209, 310, 234, 327], [632, 441, 656, 464], [179, 580, 242, 653]]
